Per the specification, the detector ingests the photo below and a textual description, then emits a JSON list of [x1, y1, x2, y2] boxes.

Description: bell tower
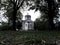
[[25, 14, 31, 20]]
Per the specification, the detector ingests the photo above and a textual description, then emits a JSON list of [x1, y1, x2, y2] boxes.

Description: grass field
[[0, 30, 60, 45]]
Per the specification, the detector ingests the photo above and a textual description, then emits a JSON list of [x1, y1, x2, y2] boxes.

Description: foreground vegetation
[[0, 30, 60, 45]]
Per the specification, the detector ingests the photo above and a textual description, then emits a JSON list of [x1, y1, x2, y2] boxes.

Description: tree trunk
[[0, 0, 1, 9], [47, 0, 56, 30], [12, 4, 17, 30]]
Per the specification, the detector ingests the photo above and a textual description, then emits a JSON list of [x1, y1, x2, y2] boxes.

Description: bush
[[34, 19, 50, 30]]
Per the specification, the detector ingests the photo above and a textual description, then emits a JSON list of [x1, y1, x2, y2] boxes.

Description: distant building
[[22, 15, 34, 30]]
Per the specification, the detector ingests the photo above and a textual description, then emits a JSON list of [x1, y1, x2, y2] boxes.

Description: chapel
[[22, 15, 34, 30]]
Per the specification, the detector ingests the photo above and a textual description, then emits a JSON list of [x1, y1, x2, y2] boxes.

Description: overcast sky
[[20, 1, 41, 21], [21, 9, 41, 21]]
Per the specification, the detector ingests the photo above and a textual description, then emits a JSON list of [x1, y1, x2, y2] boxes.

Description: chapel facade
[[22, 15, 34, 30]]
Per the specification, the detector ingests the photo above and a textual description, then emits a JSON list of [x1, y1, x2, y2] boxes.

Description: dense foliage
[[0, 0, 60, 30]]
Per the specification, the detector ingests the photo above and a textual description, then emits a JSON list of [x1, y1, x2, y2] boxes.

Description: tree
[[1, 0, 25, 30], [9, 0, 24, 30], [46, 0, 57, 30], [0, 0, 1, 8], [29, 0, 58, 30]]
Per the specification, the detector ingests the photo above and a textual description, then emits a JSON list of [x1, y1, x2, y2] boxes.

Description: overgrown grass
[[0, 30, 60, 45]]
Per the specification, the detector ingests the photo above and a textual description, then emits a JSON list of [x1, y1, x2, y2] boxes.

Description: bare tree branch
[[18, 0, 21, 5], [17, 0, 24, 10], [15, 0, 17, 4]]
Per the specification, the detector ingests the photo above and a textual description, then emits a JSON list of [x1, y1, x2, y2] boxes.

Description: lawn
[[0, 30, 60, 45]]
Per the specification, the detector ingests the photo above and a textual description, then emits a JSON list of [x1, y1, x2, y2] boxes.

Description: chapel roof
[[25, 15, 31, 17], [22, 20, 33, 23]]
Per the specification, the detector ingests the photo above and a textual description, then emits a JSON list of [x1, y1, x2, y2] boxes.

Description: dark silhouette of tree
[[9, 0, 24, 30], [29, 0, 58, 30], [1, 0, 24, 30], [0, 0, 1, 9], [46, 0, 57, 30]]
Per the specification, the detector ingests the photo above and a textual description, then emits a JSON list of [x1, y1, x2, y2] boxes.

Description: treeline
[[0, 21, 22, 30], [34, 18, 60, 30], [0, 0, 60, 30], [0, 19, 60, 30]]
